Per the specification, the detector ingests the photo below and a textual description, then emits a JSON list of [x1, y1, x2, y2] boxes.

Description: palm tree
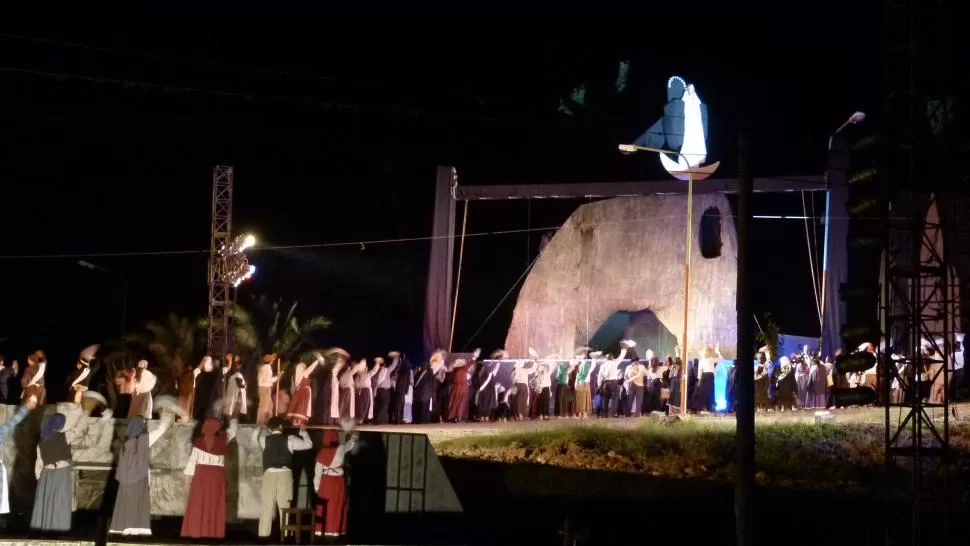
[[125, 313, 204, 396], [231, 295, 331, 371]]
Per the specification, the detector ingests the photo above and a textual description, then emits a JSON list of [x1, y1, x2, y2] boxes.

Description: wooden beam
[[453, 175, 826, 201]]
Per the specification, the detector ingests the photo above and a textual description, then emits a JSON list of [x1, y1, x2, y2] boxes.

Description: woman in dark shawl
[[31, 413, 73, 532], [109, 410, 174, 535]]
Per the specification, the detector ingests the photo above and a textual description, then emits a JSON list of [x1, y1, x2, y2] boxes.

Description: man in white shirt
[[256, 354, 278, 425], [597, 347, 628, 417], [256, 417, 313, 538]]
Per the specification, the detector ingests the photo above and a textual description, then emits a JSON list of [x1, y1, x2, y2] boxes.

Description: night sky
[[0, 7, 881, 386]]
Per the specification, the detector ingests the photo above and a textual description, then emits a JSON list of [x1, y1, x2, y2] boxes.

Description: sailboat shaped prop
[[619, 143, 720, 181], [620, 75, 719, 181]]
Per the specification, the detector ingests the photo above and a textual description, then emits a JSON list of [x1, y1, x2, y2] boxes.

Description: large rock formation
[[504, 194, 738, 358]]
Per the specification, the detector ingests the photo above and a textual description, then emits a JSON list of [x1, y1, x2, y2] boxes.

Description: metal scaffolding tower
[[882, 0, 952, 544], [207, 165, 234, 359]]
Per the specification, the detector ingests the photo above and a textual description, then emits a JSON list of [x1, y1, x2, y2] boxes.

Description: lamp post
[[78, 260, 127, 340], [619, 143, 719, 415], [821, 112, 866, 351]]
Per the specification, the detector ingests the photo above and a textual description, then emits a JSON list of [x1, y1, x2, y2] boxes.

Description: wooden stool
[[280, 507, 316, 544]]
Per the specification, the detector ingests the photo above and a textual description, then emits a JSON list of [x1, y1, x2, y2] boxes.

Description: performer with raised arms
[[21, 351, 47, 406], [313, 422, 358, 539], [181, 415, 239, 538], [255, 417, 313, 538], [109, 396, 179, 536]]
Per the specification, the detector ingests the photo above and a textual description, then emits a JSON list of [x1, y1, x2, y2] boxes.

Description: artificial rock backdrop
[[504, 194, 739, 359], [1, 404, 461, 519]]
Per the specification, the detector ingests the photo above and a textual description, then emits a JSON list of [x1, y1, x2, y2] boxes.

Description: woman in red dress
[[286, 354, 323, 425], [181, 416, 238, 538], [313, 428, 357, 538]]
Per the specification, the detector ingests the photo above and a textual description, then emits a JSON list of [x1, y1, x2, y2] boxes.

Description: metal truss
[[207, 165, 234, 359], [883, 0, 951, 542]]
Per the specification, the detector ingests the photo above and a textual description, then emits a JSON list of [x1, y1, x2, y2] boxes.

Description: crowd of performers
[[0, 348, 360, 540], [0, 336, 964, 540]]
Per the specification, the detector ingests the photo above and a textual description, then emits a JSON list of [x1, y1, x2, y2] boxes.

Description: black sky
[[0, 8, 883, 383]]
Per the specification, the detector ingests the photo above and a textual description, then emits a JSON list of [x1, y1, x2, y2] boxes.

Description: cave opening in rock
[[586, 309, 679, 358], [699, 206, 723, 259]]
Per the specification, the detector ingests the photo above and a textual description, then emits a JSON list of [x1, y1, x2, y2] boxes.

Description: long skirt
[[30, 466, 73, 532], [339, 387, 354, 420], [110, 477, 151, 535], [555, 384, 571, 416], [690, 372, 715, 412], [536, 387, 551, 417], [315, 475, 347, 537], [181, 464, 226, 538], [513, 383, 529, 416], [668, 376, 682, 410], [129, 392, 153, 419], [446, 385, 469, 421], [476, 384, 497, 418], [287, 384, 312, 425], [574, 383, 592, 414]]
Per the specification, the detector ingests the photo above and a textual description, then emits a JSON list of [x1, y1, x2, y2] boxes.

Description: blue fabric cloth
[[41, 413, 66, 439]]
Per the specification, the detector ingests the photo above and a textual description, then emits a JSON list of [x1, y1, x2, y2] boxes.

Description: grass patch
[[437, 419, 968, 491]]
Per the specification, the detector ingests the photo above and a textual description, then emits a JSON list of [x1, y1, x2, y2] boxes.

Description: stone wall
[[504, 194, 739, 358], [2, 405, 462, 521], [3, 404, 269, 519]]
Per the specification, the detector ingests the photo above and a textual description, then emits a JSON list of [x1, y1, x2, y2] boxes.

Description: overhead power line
[[0, 213, 878, 261]]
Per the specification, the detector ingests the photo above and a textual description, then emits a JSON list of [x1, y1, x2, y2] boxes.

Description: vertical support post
[[679, 173, 694, 415], [819, 189, 832, 352], [735, 124, 755, 546], [449, 201, 470, 351]]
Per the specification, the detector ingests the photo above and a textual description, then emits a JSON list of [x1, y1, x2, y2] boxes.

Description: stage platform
[[356, 402, 970, 445]]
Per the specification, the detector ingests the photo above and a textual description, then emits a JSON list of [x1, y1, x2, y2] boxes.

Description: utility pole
[[735, 123, 755, 546]]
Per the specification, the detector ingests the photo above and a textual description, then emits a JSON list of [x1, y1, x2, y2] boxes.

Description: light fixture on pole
[[821, 111, 867, 352], [218, 233, 258, 288], [619, 143, 719, 415]]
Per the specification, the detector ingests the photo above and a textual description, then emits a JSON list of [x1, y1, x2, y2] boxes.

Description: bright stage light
[[219, 233, 256, 287], [849, 111, 866, 124], [234, 233, 257, 252]]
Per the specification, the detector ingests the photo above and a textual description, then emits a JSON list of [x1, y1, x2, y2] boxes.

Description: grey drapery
[[423, 166, 457, 357]]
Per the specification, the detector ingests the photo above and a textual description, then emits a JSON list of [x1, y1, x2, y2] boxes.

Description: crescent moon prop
[[154, 394, 188, 418], [527, 347, 540, 359]]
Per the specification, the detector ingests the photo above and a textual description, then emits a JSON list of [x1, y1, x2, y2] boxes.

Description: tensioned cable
[[0, 213, 910, 260], [461, 245, 548, 351], [800, 190, 823, 329]]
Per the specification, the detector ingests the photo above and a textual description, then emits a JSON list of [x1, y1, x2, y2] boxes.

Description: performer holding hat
[[21, 351, 47, 406], [254, 416, 312, 538]]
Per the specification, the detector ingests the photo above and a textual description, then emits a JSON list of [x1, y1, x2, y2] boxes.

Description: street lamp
[[78, 260, 128, 341], [820, 111, 867, 351], [618, 143, 720, 415]]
